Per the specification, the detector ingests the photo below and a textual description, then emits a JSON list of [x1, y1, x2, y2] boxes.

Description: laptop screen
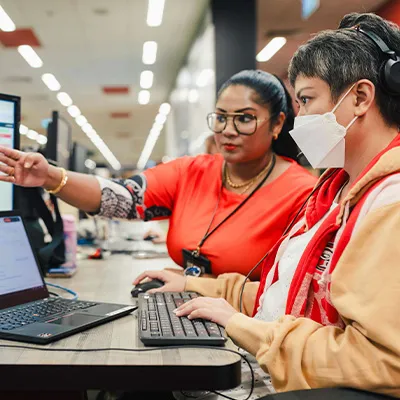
[[0, 215, 45, 299]]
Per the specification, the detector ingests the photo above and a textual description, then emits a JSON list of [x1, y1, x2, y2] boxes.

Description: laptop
[[0, 211, 136, 344]]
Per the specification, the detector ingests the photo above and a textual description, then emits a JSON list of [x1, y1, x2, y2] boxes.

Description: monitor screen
[[45, 111, 71, 169], [70, 142, 89, 173], [0, 215, 44, 297], [0, 94, 20, 211], [57, 117, 71, 169]]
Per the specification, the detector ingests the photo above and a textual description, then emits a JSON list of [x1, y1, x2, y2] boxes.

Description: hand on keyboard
[[174, 297, 239, 328], [133, 269, 186, 294]]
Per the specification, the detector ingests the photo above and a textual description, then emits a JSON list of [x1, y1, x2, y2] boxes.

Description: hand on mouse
[[133, 270, 186, 294], [143, 230, 166, 244]]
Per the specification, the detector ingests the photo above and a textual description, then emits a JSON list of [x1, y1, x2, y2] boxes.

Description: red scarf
[[253, 135, 400, 326]]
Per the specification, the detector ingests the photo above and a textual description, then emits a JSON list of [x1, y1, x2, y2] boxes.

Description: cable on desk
[[48, 291, 60, 297], [45, 282, 78, 300], [0, 344, 254, 400]]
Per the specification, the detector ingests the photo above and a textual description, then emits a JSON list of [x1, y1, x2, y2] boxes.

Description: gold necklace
[[225, 155, 273, 189]]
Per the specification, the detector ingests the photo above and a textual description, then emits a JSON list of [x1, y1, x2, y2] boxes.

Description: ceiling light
[[67, 105, 81, 118], [37, 134, 48, 145], [27, 130, 38, 140], [75, 115, 87, 127], [159, 103, 171, 115], [138, 90, 150, 105], [152, 121, 163, 131], [57, 92, 73, 107], [140, 70, 154, 89], [155, 113, 166, 125], [0, 6, 16, 32], [147, 0, 165, 27], [82, 123, 93, 134], [142, 41, 157, 65], [196, 69, 214, 88], [18, 45, 43, 68], [188, 89, 199, 103], [41, 73, 61, 91], [256, 37, 287, 62], [19, 124, 28, 135]]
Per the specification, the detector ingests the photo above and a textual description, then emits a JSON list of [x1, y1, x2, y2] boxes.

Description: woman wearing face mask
[[0, 71, 316, 282], [136, 12, 400, 398]]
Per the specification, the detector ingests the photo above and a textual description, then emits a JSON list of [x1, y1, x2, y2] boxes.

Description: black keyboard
[[138, 292, 226, 346], [0, 298, 97, 331]]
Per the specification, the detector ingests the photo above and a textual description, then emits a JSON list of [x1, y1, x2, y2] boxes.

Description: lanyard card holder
[[182, 248, 212, 276]]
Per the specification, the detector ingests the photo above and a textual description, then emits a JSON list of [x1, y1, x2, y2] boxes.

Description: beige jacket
[[185, 146, 400, 397]]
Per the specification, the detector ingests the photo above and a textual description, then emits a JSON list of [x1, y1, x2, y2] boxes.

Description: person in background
[[0, 70, 316, 282], [135, 12, 400, 398]]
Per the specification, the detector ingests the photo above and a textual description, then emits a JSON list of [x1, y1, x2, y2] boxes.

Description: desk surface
[[0, 254, 241, 391]]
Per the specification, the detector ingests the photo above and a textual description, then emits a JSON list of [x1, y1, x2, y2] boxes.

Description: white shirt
[[255, 202, 338, 322]]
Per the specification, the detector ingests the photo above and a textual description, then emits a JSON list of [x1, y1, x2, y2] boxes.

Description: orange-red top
[[143, 154, 317, 279]]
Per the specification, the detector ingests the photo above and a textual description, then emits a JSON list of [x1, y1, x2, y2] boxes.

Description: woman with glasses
[[0, 70, 316, 281]]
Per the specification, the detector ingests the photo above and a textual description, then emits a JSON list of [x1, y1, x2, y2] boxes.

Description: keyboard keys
[[0, 298, 97, 331], [140, 292, 225, 344]]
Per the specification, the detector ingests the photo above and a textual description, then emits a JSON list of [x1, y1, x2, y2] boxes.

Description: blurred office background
[[0, 0, 398, 177]]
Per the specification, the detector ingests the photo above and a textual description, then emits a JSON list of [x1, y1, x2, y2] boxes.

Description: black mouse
[[143, 235, 157, 241], [131, 279, 165, 298]]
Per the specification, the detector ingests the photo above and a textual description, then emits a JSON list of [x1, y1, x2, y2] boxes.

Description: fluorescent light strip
[[41, 73, 61, 91], [75, 115, 87, 126], [147, 0, 165, 27], [138, 90, 150, 105], [79, 123, 121, 170], [18, 45, 43, 68], [67, 105, 81, 118], [26, 130, 38, 140], [137, 107, 171, 169], [142, 41, 158, 65], [0, 6, 15, 32], [159, 103, 171, 115], [19, 124, 28, 135], [256, 37, 287, 62], [57, 92, 73, 107], [140, 70, 154, 89]]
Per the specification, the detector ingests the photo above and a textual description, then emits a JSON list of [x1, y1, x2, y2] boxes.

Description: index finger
[[133, 270, 165, 285], [0, 146, 21, 161]]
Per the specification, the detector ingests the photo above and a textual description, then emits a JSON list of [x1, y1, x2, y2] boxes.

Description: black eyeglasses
[[206, 112, 268, 136]]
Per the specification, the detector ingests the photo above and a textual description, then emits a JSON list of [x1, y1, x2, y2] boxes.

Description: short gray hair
[[288, 13, 400, 127]]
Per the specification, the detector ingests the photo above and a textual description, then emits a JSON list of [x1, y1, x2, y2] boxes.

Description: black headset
[[355, 25, 400, 95]]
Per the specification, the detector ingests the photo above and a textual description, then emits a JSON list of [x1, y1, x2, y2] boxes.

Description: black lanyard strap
[[193, 153, 276, 256]]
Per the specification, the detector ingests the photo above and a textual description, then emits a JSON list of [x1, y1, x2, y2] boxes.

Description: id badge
[[182, 248, 212, 276]]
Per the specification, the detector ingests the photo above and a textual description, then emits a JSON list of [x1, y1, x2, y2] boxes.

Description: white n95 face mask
[[289, 84, 358, 169]]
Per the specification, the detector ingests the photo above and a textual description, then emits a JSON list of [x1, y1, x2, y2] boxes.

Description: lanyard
[[192, 154, 276, 256]]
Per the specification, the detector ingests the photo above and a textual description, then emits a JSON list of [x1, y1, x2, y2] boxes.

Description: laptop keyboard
[[0, 298, 97, 331], [139, 292, 226, 346]]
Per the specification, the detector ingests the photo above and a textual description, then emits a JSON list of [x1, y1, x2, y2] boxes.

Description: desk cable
[[45, 282, 78, 301], [0, 344, 254, 400]]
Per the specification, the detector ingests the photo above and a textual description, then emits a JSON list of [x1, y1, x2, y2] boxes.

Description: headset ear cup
[[383, 57, 400, 95]]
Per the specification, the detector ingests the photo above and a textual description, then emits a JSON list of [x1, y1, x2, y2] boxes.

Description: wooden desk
[[0, 255, 241, 391]]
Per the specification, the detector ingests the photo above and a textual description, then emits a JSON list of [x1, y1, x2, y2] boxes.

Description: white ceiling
[[0, 0, 209, 167]]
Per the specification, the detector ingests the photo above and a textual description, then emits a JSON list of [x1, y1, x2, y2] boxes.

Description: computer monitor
[[45, 111, 71, 169], [69, 142, 89, 174], [0, 93, 20, 211]]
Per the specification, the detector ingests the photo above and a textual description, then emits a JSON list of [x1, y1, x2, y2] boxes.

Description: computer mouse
[[143, 235, 157, 241], [130, 279, 165, 298]]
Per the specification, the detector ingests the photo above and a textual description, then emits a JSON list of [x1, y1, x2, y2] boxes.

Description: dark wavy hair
[[218, 70, 299, 161]]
